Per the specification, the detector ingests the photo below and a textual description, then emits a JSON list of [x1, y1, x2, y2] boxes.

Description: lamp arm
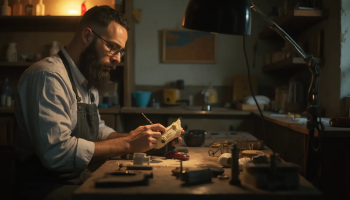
[[249, 2, 308, 61], [249, 1, 324, 183]]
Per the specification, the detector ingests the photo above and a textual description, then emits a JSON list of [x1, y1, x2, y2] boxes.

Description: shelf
[[259, 10, 328, 39], [0, 16, 82, 32], [121, 106, 251, 116], [262, 57, 323, 72], [0, 62, 124, 68]]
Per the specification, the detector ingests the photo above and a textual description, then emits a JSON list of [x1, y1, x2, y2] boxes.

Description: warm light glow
[[68, 10, 79, 15], [37, 0, 114, 16]]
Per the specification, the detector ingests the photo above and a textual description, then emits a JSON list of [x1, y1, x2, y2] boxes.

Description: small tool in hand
[[141, 113, 153, 124], [141, 113, 179, 145]]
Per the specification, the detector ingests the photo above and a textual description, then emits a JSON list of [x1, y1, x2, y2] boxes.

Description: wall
[[340, 0, 350, 116], [133, 0, 286, 88]]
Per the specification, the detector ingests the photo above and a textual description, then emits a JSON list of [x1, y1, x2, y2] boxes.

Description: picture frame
[[162, 29, 217, 63]]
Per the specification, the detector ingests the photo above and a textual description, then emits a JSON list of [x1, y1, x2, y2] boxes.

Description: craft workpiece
[[154, 118, 182, 149]]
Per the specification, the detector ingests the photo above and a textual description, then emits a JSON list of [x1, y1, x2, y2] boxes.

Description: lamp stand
[[250, 2, 325, 185]]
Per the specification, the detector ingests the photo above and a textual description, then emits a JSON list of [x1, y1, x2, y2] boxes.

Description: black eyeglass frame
[[91, 30, 125, 57]]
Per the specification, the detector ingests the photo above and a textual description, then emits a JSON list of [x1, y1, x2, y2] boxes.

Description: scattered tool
[[230, 143, 241, 186], [180, 168, 212, 186], [174, 159, 212, 186], [95, 172, 153, 188], [165, 151, 190, 161], [126, 165, 153, 170], [199, 166, 224, 177]]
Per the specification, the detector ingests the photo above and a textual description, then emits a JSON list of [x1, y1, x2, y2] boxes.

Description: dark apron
[[18, 50, 100, 195]]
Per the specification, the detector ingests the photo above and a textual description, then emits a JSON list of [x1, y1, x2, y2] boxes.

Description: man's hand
[[125, 124, 166, 153], [170, 128, 185, 147]]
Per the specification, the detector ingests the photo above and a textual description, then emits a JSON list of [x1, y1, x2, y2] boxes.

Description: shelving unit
[[0, 61, 124, 68], [259, 9, 328, 39], [0, 0, 135, 107], [262, 57, 323, 72], [0, 16, 82, 32], [259, 8, 328, 74]]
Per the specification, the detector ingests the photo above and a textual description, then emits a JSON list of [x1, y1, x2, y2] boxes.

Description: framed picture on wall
[[162, 29, 217, 63]]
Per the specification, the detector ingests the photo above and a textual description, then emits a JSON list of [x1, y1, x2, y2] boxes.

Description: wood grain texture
[[73, 143, 321, 200]]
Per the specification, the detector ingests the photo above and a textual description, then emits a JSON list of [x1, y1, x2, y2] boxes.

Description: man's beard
[[79, 38, 117, 90]]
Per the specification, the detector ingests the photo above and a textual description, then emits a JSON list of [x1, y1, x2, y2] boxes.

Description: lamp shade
[[182, 0, 252, 35]]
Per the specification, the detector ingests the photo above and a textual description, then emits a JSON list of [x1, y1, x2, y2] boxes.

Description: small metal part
[[109, 171, 136, 176], [180, 159, 183, 173], [172, 167, 189, 178], [217, 174, 230, 179], [127, 165, 153, 170], [230, 143, 241, 186], [181, 169, 212, 185], [118, 163, 124, 170], [199, 166, 224, 177]]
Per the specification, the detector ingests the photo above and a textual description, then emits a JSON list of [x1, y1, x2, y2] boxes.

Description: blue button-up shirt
[[14, 47, 115, 172]]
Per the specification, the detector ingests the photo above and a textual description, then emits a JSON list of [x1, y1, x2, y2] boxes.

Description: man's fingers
[[147, 131, 161, 139], [146, 123, 166, 132], [178, 137, 182, 142], [149, 137, 157, 143]]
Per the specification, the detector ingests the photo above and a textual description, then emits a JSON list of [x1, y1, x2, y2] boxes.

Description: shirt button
[[78, 105, 82, 111]]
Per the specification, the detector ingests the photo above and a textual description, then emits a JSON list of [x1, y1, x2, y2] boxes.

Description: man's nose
[[110, 53, 121, 63]]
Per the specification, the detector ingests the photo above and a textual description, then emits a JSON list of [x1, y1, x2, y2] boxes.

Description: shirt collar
[[60, 46, 87, 87]]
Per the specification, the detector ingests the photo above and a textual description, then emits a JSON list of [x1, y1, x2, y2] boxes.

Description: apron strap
[[58, 50, 82, 103]]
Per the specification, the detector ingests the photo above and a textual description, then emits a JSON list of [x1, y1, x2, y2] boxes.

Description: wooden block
[[236, 104, 265, 111]]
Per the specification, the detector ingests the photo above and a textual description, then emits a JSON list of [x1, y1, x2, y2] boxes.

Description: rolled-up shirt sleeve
[[24, 70, 94, 172]]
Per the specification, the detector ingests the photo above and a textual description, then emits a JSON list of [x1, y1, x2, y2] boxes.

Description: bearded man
[[14, 5, 183, 200]]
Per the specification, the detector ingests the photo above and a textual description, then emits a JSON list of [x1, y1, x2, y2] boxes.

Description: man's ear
[[81, 28, 92, 46]]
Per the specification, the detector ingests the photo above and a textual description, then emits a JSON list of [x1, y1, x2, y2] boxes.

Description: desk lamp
[[182, 0, 324, 185]]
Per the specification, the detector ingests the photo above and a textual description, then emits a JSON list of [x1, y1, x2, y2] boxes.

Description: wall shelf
[[262, 57, 323, 72], [0, 16, 82, 32], [0, 61, 124, 68], [259, 9, 328, 39]]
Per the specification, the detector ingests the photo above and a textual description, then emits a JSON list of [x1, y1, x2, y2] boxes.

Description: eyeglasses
[[91, 30, 125, 57]]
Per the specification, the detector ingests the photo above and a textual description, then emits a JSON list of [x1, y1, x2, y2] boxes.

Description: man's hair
[[77, 5, 129, 31]]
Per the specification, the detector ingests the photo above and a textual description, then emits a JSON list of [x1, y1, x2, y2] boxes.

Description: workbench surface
[[73, 133, 322, 200]]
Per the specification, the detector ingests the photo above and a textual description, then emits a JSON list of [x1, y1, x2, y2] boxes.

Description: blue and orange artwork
[[163, 30, 216, 63]]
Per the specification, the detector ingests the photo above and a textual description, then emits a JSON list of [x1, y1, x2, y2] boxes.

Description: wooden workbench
[[73, 133, 322, 200], [239, 112, 350, 200]]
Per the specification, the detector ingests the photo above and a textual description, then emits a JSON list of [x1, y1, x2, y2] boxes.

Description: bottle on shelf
[[1, 78, 12, 107], [206, 82, 218, 104], [36, 0, 45, 16], [81, 1, 86, 16], [6, 43, 18, 62], [24, 0, 33, 16], [50, 41, 60, 56], [12, 0, 23, 16], [1, 0, 11, 16]]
